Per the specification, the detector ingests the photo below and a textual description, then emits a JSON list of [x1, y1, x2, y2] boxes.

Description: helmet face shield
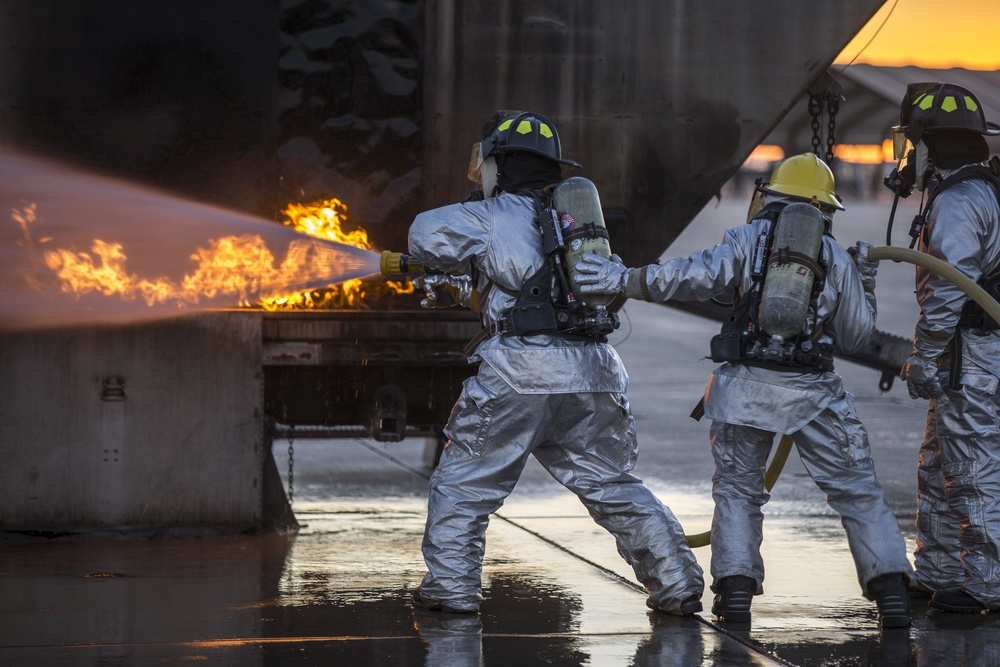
[[467, 142, 484, 183], [891, 125, 912, 161]]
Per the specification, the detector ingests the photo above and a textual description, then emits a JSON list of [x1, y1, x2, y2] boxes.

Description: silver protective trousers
[[709, 393, 911, 596], [916, 383, 1000, 607], [420, 364, 704, 612]]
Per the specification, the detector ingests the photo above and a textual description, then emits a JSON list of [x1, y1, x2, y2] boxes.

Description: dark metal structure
[[263, 310, 480, 456], [0, 0, 893, 532]]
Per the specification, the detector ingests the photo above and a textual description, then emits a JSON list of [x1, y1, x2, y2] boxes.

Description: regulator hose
[[683, 245, 1000, 548]]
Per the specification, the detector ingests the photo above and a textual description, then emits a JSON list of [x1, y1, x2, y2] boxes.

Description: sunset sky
[[836, 0, 1000, 70]]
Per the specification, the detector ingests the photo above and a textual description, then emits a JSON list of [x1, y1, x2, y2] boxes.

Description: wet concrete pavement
[[4, 200, 1000, 666]]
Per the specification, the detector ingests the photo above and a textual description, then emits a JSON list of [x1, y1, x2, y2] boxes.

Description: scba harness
[[926, 159, 1000, 389], [936, 161, 1000, 332], [710, 204, 834, 373], [508, 189, 618, 338], [478, 189, 619, 344]]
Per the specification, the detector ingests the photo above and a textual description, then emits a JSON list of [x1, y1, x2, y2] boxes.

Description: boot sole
[[930, 600, 987, 614], [880, 615, 910, 629], [711, 602, 751, 623], [712, 589, 753, 623], [412, 590, 479, 614]]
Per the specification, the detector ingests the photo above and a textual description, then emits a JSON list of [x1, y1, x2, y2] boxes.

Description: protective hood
[[495, 153, 563, 194]]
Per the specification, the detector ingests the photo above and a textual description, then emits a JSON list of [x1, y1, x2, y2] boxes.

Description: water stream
[[0, 151, 381, 331]]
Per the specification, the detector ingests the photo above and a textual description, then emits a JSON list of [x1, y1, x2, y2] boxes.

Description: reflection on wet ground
[[0, 465, 764, 666], [5, 434, 998, 666]]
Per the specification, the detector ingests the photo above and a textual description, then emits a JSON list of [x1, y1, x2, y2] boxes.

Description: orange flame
[[42, 233, 361, 307], [261, 198, 412, 310], [26, 197, 411, 310]]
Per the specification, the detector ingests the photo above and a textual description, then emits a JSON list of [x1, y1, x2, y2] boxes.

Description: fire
[[23, 196, 411, 311], [42, 233, 360, 307], [261, 198, 413, 310]]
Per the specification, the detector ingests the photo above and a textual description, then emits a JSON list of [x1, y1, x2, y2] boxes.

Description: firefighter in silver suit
[[574, 153, 912, 628], [407, 110, 704, 615], [891, 83, 1000, 613]]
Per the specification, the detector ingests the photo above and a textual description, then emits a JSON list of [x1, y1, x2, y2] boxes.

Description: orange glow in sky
[[836, 0, 1000, 70]]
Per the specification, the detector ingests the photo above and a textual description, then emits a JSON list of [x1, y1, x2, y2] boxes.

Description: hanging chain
[[287, 424, 295, 504], [808, 92, 839, 165], [826, 96, 839, 165], [809, 94, 823, 158]]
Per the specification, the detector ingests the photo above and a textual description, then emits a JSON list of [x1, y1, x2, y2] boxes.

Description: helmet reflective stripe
[[478, 110, 582, 168], [497, 118, 554, 142], [901, 82, 1000, 139], [913, 93, 979, 114]]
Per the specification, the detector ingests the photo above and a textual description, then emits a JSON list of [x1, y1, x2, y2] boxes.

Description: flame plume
[[262, 198, 413, 310], [1, 150, 394, 330], [32, 198, 410, 310]]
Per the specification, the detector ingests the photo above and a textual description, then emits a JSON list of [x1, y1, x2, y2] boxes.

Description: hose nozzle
[[380, 250, 424, 277]]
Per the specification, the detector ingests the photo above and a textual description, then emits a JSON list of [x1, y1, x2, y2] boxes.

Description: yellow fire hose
[[684, 245, 1000, 548], [867, 245, 1000, 325]]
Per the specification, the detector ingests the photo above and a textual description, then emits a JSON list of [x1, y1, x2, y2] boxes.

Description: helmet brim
[[986, 121, 1000, 137], [493, 146, 582, 169], [760, 187, 845, 211]]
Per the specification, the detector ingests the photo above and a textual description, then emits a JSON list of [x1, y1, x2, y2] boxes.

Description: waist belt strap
[[462, 319, 512, 356]]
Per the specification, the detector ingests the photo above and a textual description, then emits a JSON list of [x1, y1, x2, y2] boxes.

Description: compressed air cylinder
[[553, 176, 614, 308], [758, 203, 824, 339]]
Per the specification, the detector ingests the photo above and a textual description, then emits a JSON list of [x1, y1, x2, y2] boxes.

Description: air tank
[[554, 177, 614, 309], [758, 203, 824, 339]]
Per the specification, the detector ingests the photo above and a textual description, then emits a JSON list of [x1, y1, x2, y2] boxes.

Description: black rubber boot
[[645, 593, 703, 616], [869, 573, 911, 629], [711, 575, 756, 623], [412, 586, 480, 615], [930, 589, 992, 614]]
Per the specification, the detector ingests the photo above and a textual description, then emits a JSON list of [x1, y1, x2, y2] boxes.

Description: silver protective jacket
[[631, 215, 876, 433], [913, 174, 1000, 366], [912, 170, 1000, 606], [631, 211, 911, 593], [407, 191, 704, 613], [409, 193, 626, 393]]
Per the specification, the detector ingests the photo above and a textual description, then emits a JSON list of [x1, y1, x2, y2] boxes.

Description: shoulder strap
[[927, 165, 1000, 211]]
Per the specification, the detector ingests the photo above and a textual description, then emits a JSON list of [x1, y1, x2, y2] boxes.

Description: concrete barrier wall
[[0, 312, 265, 534]]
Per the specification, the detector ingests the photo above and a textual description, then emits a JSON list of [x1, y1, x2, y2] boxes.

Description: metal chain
[[808, 94, 823, 158], [287, 425, 295, 504], [826, 96, 839, 165]]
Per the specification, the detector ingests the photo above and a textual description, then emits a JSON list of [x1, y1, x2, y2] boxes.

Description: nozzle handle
[[380, 250, 425, 276]]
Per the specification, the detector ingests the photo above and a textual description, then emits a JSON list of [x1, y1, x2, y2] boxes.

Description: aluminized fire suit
[[407, 191, 704, 614], [908, 173, 1000, 606], [605, 206, 912, 597]]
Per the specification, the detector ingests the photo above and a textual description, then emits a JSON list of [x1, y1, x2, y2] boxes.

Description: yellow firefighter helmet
[[762, 152, 844, 211]]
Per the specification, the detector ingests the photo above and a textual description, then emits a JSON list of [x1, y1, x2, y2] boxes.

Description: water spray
[[0, 151, 383, 330]]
